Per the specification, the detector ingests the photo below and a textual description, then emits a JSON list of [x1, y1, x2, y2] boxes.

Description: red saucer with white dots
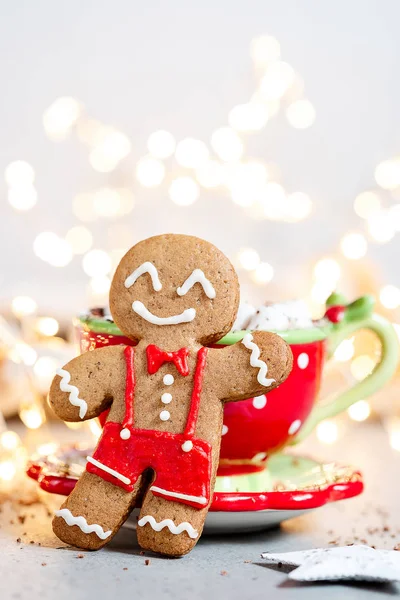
[[27, 442, 363, 534]]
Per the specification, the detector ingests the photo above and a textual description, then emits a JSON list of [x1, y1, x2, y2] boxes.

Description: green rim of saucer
[[214, 453, 338, 493], [76, 315, 329, 345]]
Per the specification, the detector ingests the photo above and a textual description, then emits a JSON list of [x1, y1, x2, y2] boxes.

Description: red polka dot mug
[[75, 294, 398, 476]]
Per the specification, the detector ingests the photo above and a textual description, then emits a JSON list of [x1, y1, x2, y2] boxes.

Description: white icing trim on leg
[[138, 515, 198, 539], [150, 485, 208, 505], [56, 368, 88, 419], [55, 508, 111, 540], [86, 456, 131, 485], [241, 333, 276, 387]]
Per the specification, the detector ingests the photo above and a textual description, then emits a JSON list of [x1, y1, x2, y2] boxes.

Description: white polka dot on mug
[[297, 353, 309, 369], [252, 395, 267, 409]]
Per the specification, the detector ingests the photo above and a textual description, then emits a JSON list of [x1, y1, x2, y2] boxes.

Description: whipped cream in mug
[[232, 300, 314, 332]]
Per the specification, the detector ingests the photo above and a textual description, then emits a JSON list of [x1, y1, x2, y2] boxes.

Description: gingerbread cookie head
[[110, 234, 239, 346]]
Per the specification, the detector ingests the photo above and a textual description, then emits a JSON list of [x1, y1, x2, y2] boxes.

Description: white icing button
[[297, 353, 309, 369], [161, 392, 172, 404], [163, 374, 174, 385], [288, 419, 302, 435], [252, 395, 267, 409], [181, 440, 193, 452], [160, 410, 170, 422], [120, 428, 131, 440], [222, 424, 228, 436]]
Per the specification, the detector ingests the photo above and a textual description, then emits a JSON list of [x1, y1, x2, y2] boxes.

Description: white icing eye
[[177, 269, 216, 299], [124, 262, 162, 291]]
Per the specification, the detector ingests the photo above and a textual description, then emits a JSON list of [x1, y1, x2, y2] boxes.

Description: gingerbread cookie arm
[[207, 331, 293, 402], [49, 345, 126, 421]]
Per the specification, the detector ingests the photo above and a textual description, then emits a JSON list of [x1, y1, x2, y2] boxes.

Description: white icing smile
[[132, 300, 196, 326]]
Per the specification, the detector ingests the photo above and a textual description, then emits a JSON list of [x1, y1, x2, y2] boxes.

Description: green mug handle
[[295, 294, 399, 443]]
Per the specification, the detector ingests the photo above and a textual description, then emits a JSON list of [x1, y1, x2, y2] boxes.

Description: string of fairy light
[[1, 34, 400, 484]]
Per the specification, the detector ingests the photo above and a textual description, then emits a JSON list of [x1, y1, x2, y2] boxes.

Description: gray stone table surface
[[1, 420, 400, 600]]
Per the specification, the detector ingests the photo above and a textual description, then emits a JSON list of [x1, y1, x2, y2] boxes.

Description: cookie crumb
[[18, 515, 26, 524], [145, 559, 151, 566], [243, 560, 252, 563], [123, 568, 128, 571], [394, 544, 400, 551], [220, 570, 228, 576], [16, 538, 21, 543], [76, 554, 84, 559], [29, 541, 35, 545], [139, 551, 145, 556], [41, 563, 47, 567]]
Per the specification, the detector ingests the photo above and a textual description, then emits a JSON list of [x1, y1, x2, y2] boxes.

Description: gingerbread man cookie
[[49, 234, 293, 556]]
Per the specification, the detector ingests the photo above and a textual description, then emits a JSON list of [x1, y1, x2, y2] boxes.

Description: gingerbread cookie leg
[[137, 491, 208, 556], [53, 471, 142, 550]]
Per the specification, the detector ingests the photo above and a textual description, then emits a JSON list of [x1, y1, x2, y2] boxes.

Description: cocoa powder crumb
[[16, 538, 21, 543], [123, 568, 128, 571], [145, 559, 151, 566], [243, 560, 252, 563], [18, 515, 26, 524]]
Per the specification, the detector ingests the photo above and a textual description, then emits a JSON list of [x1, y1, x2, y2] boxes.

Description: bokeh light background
[[1, 0, 400, 320]]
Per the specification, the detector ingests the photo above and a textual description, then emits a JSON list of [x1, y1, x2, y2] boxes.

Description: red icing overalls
[[86, 346, 213, 509]]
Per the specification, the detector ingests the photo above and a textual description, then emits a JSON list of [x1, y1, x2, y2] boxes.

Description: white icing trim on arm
[[150, 485, 207, 505], [55, 508, 111, 540], [86, 456, 131, 485], [132, 301, 196, 325], [56, 369, 88, 419], [138, 515, 198, 539], [241, 333, 276, 387], [124, 262, 162, 291], [177, 269, 216, 299]]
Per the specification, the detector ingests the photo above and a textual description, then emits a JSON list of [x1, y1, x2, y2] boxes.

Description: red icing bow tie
[[146, 345, 190, 376]]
